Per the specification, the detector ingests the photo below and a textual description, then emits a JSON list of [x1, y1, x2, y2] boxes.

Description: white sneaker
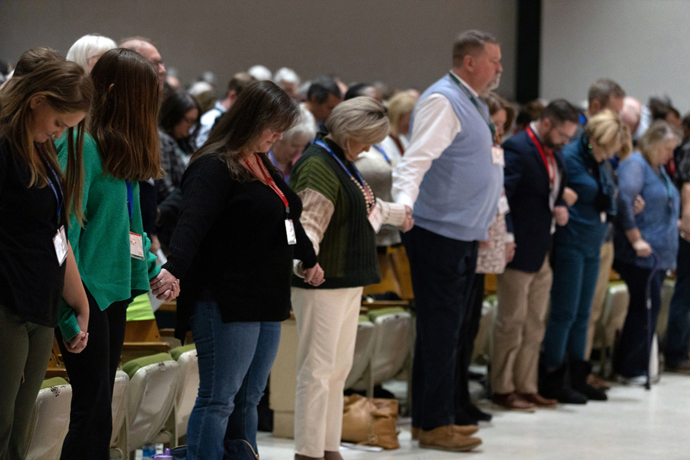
[[616, 375, 648, 386]]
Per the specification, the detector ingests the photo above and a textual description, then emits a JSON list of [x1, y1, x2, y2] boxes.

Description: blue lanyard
[[268, 150, 278, 167], [448, 72, 496, 139], [372, 144, 391, 164], [126, 181, 133, 221], [314, 139, 366, 187], [42, 158, 64, 220]]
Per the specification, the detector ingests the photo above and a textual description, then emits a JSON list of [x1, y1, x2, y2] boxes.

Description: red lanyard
[[245, 154, 290, 216], [526, 126, 555, 186]]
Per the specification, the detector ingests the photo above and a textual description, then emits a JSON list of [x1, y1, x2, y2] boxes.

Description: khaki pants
[[585, 241, 614, 359], [492, 256, 552, 394], [292, 286, 363, 458]]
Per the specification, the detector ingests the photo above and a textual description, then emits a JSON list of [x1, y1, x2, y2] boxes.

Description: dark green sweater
[[290, 136, 380, 289]]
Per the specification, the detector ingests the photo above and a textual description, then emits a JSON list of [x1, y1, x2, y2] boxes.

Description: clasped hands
[[150, 269, 181, 300]]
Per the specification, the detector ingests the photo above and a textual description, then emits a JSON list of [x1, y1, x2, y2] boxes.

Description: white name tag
[[54, 226, 67, 266], [600, 212, 607, 223], [491, 146, 505, 166], [368, 204, 383, 233], [130, 232, 145, 260], [285, 219, 297, 245]]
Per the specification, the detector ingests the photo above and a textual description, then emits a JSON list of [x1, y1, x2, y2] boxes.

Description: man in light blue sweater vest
[[392, 30, 504, 452]]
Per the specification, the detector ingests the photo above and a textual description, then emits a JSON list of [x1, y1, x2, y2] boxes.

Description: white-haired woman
[[275, 67, 301, 100], [290, 97, 413, 460], [269, 105, 315, 183], [66, 34, 117, 73]]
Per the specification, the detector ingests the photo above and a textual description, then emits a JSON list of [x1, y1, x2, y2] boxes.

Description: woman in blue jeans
[[158, 81, 324, 459], [541, 110, 630, 403], [613, 121, 681, 384]]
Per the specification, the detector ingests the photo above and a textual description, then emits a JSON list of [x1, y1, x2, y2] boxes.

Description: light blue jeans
[[186, 301, 280, 460]]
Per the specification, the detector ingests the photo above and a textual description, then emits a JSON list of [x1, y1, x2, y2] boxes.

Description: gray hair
[[639, 120, 681, 164], [453, 30, 498, 67], [66, 34, 116, 71], [283, 105, 316, 142], [326, 96, 389, 147], [248, 65, 272, 81], [274, 67, 300, 86]]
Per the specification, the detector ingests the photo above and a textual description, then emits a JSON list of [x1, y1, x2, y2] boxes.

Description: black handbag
[[168, 439, 258, 460]]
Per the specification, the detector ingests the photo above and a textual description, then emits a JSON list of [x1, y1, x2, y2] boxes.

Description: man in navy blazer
[[491, 100, 580, 411]]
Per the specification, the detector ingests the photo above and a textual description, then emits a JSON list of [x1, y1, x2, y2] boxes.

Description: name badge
[[368, 204, 383, 233], [491, 146, 505, 166], [285, 219, 297, 245], [600, 212, 607, 223], [498, 196, 509, 215], [54, 226, 68, 266], [130, 232, 145, 260]]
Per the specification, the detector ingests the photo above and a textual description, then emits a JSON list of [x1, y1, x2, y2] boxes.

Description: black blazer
[[503, 129, 567, 273]]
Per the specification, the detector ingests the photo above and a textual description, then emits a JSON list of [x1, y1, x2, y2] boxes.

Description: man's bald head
[[120, 37, 166, 91], [620, 96, 642, 134]]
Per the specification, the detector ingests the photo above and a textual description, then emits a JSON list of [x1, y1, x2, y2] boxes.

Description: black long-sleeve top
[[164, 152, 317, 340]]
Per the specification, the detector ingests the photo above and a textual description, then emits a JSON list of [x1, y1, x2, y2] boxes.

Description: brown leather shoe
[[587, 373, 612, 390], [519, 393, 558, 408], [412, 424, 478, 440], [418, 425, 482, 452], [492, 392, 536, 412]]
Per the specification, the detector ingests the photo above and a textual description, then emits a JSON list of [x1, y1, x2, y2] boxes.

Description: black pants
[[404, 226, 478, 430], [613, 261, 665, 378], [454, 273, 485, 416], [55, 286, 128, 460]]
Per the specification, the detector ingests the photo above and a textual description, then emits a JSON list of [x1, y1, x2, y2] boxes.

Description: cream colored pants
[[585, 241, 615, 359], [292, 286, 363, 457], [492, 256, 553, 394]]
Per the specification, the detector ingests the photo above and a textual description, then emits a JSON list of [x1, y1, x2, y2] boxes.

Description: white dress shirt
[[392, 72, 476, 210]]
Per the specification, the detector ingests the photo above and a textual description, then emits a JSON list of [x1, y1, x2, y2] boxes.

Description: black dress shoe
[[454, 409, 478, 426], [464, 403, 492, 422]]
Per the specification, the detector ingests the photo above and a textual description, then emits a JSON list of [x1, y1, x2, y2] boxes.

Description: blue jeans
[[665, 237, 690, 366], [542, 241, 601, 368], [186, 301, 281, 460]]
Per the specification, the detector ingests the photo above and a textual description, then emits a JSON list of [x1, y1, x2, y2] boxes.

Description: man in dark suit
[[491, 100, 579, 410]]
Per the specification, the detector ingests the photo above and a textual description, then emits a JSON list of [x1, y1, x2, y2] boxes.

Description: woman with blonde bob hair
[[66, 34, 117, 73], [613, 120, 681, 383], [380, 91, 417, 158], [0, 56, 93, 459], [291, 97, 412, 460], [541, 110, 631, 403]]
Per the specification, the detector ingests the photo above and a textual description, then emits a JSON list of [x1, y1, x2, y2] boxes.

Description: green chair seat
[[170, 344, 196, 361], [122, 352, 174, 379], [41, 377, 69, 390], [368, 307, 407, 322]]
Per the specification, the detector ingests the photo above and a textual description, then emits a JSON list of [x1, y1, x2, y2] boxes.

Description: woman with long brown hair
[[53, 48, 178, 459], [155, 80, 322, 459], [0, 55, 92, 459]]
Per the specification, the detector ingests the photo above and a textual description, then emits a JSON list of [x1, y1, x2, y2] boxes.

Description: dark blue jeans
[[186, 301, 281, 460], [542, 241, 601, 368], [613, 261, 665, 378], [403, 226, 478, 431], [665, 237, 690, 366]]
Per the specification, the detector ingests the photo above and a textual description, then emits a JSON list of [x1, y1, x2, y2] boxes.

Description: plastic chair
[[25, 377, 72, 460], [170, 344, 199, 441], [345, 315, 376, 391], [110, 370, 130, 458]]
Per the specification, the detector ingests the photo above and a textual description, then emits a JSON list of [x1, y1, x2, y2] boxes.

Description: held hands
[[562, 187, 578, 207], [302, 262, 325, 287], [633, 195, 646, 215], [505, 242, 516, 264], [150, 268, 181, 301], [64, 330, 88, 354], [554, 206, 569, 226], [632, 239, 653, 258], [401, 206, 414, 233]]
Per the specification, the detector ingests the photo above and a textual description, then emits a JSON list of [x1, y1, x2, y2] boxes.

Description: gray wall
[[0, 0, 517, 99], [541, 0, 690, 112]]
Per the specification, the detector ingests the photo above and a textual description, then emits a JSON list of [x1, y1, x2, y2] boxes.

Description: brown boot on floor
[[519, 393, 558, 408], [418, 425, 482, 452], [324, 451, 343, 460], [412, 424, 478, 440], [492, 392, 537, 411], [587, 373, 612, 390], [295, 454, 324, 460]]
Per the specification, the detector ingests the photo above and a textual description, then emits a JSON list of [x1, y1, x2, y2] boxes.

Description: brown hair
[[88, 48, 162, 181], [0, 59, 93, 224], [588, 79, 625, 107], [482, 92, 515, 134], [13, 47, 65, 77], [453, 30, 498, 68], [194, 80, 299, 181]]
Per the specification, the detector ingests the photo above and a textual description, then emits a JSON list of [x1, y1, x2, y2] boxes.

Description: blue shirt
[[614, 152, 680, 270]]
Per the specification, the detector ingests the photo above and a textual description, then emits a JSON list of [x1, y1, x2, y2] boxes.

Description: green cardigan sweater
[[290, 136, 380, 289], [56, 134, 160, 340]]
